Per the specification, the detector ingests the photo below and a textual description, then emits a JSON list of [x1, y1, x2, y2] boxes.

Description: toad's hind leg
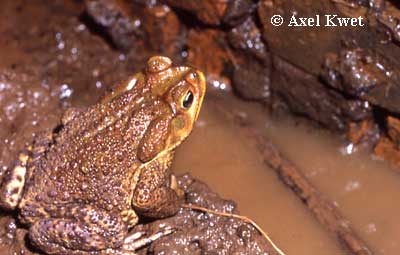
[[0, 130, 52, 210], [0, 151, 30, 210], [29, 205, 128, 255]]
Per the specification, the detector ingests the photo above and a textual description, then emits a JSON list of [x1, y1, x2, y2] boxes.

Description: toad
[[0, 56, 206, 254]]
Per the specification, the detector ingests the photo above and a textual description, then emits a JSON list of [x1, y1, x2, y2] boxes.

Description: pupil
[[183, 91, 193, 108]]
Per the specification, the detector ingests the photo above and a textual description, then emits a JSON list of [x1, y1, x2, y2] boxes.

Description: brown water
[[173, 92, 400, 255]]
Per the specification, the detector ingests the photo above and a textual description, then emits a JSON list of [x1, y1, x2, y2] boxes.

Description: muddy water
[[173, 92, 400, 255]]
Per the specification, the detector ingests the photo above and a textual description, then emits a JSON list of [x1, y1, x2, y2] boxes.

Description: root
[[182, 204, 286, 255]]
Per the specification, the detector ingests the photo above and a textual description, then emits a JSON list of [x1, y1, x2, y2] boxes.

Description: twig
[[182, 204, 286, 255]]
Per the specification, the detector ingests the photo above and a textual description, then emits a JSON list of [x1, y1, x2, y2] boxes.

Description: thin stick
[[182, 204, 286, 255], [250, 134, 373, 255]]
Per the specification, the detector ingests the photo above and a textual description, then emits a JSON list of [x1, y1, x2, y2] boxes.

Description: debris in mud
[[374, 116, 400, 168], [347, 120, 380, 148]]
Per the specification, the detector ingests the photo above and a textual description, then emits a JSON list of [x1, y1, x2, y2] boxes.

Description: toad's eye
[[182, 90, 194, 109]]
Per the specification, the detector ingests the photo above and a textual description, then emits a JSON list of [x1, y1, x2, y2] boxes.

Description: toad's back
[[20, 88, 172, 215]]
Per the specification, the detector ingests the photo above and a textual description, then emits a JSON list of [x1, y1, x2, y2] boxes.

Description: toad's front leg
[[132, 152, 183, 218]]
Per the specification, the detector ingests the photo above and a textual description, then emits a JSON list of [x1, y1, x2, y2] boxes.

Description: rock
[[387, 116, 400, 147], [322, 48, 400, 115], [85, 0, 186, 59], [165, 0, 256, 26], [271, 56, 371, 130], [228, 17, 271, 100], [223, 0, 257, 27], [186, 29, 230, 80], [165, 0, 225, 25], [374, 137, 400, 169], [257, 0, 348, 75]]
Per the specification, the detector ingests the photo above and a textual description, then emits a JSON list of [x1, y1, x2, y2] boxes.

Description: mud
[[135, 174, 278, 255]]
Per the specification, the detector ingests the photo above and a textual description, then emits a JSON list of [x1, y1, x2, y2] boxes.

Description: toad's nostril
[[147, 56, 172, 73]]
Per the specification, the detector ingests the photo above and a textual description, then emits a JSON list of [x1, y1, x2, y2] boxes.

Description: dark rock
[[164, 0, 227, 25], [165, 0, 256, 27], [387, 116, 400, 147], [223, 0, 257, 27], [257, 0, 350, 76], [322, 48, 400, 115], [228, 17, 268, 61], [228, 17, 271, 100], [271, 56, 371, 130], [85, 0, 186, 59]]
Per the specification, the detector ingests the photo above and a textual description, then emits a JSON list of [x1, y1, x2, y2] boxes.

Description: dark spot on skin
[[68, 231, 76, 238], [47, 190, 57, 197], [11, 187, 19, 195], [16, 175, 23, 182]]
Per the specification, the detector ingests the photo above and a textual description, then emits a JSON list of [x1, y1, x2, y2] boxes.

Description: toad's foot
[[121, 209, 139, 228], [0, 130, 53, 210], [170, 174, 184, 199], [109, 226, 175, 254]]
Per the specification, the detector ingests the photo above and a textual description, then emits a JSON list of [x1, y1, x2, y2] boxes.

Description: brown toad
[[0, 56, 206, 254]]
